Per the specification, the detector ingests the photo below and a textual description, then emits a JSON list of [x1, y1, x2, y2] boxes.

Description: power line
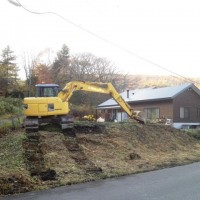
[[8, 0, 200, 85]]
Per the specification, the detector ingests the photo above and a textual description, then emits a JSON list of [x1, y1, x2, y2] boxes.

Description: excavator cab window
[[35, 84, 59, 97]]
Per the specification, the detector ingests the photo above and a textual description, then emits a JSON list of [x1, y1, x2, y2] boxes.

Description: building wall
[[173, 88, 200, 123], [129, 100, 173, 120], [98, 100, 174, 121]]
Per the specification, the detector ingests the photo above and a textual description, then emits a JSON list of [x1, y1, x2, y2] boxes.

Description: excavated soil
[[1, 122, 200, 196]]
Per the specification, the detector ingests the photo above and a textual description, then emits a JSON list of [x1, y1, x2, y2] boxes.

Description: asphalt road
[[2, 162, 200, 200]]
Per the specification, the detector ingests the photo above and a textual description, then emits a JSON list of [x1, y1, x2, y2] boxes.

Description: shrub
[[186, 129, 200, 139], [0, 97, 23, 116], [71, 104, 96, 120], [82, 114, 96, 121]]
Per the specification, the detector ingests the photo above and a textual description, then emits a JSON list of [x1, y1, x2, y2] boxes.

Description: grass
[[185, 129, 200, 139], [0, 117, 24, 137], [0, 131, 26, 174]]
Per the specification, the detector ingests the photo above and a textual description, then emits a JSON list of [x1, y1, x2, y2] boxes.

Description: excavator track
[[24, 115, 74, 132], [60, 115, 74, 130], [24, 117, 39, 132]]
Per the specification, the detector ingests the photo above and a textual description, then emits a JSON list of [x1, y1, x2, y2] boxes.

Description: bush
[[0, 97, 23, 116], [70, 104, 96, 120], [186, 129, 200, 139], [82, 114, 96, 121]]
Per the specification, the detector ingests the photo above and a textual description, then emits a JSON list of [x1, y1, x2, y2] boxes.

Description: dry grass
[[1, 123, 200, 196], [0, 131, 26, 174], [77, 123, 200, 176]]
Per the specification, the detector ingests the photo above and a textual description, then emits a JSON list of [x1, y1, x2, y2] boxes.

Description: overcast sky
[[1, 0, 200, 79]]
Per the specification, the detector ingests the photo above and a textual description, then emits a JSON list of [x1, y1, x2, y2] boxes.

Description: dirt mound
[[77, 123, 200, 174], [0, 173, 35, 195]]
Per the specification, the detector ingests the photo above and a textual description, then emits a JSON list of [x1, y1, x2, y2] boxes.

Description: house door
[[117, 112, 121, 122], [116, 112, 128, 122]]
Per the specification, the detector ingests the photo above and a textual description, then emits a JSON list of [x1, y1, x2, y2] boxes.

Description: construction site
[[1, 81, 200, 196]]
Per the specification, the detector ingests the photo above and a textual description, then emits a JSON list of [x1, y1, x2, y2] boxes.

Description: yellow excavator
[[23, 81, 145, 131]]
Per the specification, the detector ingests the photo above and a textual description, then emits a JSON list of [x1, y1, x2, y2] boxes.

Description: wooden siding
[[173, 88, 200, 123], [130, 100, 173, 119]]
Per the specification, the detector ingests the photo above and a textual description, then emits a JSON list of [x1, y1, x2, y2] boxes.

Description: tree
[[69, 53, 119, 106], [34, 64, 53, 84], [22, 49, 54, 96], [0, 64, 7, 96], [51, 46, 121, 111], [36, 48, 55, 67], [0, 46, 19, 95], [51, 44, 70, 85], [22, 52, 38, 97], [70, 53, 118, 83]]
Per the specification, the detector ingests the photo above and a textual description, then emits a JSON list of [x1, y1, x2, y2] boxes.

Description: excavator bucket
[[132, 111, 146, 124]]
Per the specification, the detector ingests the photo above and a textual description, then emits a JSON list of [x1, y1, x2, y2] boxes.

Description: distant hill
[[114, 74, 200, 92]]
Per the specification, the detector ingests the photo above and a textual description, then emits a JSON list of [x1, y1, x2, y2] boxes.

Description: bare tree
[[68, 53, 120, 106], [22, 52, 38, 96], [36, 48, 55, 67], [51, 47, 122, 107], [70, 53, 119, 83]]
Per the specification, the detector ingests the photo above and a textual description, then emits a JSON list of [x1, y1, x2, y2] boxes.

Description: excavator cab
[[35, 84, 59, 97]]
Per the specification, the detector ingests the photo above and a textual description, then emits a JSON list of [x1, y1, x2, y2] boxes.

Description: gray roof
[[97, 83, 200, 108]]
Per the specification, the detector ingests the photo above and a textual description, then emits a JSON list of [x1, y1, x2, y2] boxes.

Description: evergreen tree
[[51, 44, 70, 85], [0, 46, 19, 95]]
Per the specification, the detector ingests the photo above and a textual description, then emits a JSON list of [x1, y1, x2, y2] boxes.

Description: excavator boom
[[58, 81, 144, 123]]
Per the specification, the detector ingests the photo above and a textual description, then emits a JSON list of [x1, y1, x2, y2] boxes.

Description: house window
[[144, 108, 159, 119], [180, 107, 189, 119]]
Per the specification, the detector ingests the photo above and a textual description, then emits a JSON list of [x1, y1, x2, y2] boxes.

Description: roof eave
[[97, 97, 173, 109], [128, 97, 173, 103]]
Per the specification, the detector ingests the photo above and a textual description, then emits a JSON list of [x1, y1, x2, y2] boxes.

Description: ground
[[1, 122, 200, 196]]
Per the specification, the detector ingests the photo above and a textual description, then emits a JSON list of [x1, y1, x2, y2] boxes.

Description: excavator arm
[[58, 81, 145, 124]]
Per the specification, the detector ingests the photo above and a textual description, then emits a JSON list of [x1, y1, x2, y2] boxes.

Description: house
[[97, 83, 200, 129]]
